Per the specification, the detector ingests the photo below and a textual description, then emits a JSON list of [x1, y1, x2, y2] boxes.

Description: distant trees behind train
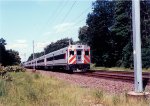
[[27, 38, 73, 61], [0, 38, 21, 66], [78, 0, 150, 68]]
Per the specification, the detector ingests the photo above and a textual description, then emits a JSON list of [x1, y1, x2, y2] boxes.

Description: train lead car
[[24, 44, 90, 73]]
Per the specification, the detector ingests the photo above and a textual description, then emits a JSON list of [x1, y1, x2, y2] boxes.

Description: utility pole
[[44, 48, 46, 66], [69, 39, 71, 45], [132, 0, 143, 92], [33, 40, 35, 70], [24, 53, 26, 61]]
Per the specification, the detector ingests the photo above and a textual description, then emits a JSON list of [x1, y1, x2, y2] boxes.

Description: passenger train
[[24, 44, 90, 73]]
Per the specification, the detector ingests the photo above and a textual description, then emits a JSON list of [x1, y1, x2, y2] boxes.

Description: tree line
[[28, 0, 150, 68], [27, 38, 73, 61], [0, 38, 21, 66], [78, 0, 150, 68]]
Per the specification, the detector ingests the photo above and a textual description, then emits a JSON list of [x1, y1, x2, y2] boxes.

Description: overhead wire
[[61, 6, 91, 34], [71, 6, 91, 23], [39, 1, 92, 39], [38, 0, 68, 35], [39, 0, 77, 37], [60, 1, 77, 23], [48, 0, 70, 26]]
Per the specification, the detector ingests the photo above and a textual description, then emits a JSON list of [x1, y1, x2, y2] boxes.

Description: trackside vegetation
[[0, 69, 149, 106], [0, 72, 95, 106], [78, 1, 150, 68], [0, 38, 21, 66]]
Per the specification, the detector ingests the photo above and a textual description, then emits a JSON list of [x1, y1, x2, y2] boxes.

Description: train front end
[[68, 45, 90, 72]]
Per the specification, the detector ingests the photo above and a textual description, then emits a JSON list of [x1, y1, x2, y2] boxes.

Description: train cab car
[[24, 44, 91, 73], [67, 45, 90, 72]]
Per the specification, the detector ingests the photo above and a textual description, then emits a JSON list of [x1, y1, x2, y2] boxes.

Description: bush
[[0, 65, 26, 81], [4, 66, 26, 72], [0, 64, 7, 76]]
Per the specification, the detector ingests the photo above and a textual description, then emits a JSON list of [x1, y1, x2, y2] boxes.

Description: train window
[[85, 51, 89, 55], [47, 57, 53, 61], [77, 51, 81, 55], [70, 51, 74, 56], [54, 54, 65, 60], [37, 59, 44, 63]]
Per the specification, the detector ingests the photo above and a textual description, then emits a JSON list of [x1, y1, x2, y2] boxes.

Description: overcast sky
[[0, 0, 94, 62]]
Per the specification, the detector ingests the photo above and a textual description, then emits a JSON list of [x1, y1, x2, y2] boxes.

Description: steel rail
[[75, 70, 150, 86]]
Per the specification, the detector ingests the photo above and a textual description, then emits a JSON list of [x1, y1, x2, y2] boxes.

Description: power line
[[39, 1, 91, 39], [71, 6, 91, 22], [38, 0, 67, 35], [65, 17, 86, 34], [40, 0, 77, 36], [42, 1, 90, 33], [61, 1, 77, 23], [61, 6, 91, 34], [49, 0, 70, 26], [43, 1, 64, 26]]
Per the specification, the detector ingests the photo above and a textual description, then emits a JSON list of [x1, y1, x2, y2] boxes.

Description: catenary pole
[[132, 0, 143, 92], [33, 40, 35, 70], [69, 39, 71, 45]]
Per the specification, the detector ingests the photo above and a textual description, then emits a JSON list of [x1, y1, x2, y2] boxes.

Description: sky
[[0, 0, 94, 62]]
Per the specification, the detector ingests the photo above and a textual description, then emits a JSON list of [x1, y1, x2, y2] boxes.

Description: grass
[[0, 72, 94, 106], [93, 90, 150, 106], [0, 71, 149, 106]]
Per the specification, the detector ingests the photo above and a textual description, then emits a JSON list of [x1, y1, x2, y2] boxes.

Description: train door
[[76, 49, 82, 63]]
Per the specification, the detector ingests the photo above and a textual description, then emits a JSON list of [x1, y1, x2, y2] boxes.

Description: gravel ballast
[[28, 69, 150, 94]]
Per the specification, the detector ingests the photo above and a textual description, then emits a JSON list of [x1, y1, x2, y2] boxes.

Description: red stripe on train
[[84, 60, 88, 64], [84, 55, 90, 63], [69, 55, 76, 63], [72, 60, 76, 64]]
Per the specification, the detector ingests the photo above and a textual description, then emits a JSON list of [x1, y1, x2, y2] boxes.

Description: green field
[[0, 71, 149, 106]]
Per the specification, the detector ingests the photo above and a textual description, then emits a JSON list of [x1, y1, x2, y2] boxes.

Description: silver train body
[[24, 45, 90, 72]]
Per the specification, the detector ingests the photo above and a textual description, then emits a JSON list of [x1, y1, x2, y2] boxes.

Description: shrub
[[0, 66, 25, 81], [4, 66, 26, 72], [0, 64, 7, 76]]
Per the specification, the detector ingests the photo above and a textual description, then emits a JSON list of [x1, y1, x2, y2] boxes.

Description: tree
[[111, 1, 150, 68], [27, 38, 73, 61], [78, 0, 150, 68], [79, 0, 115, 66], [111, 1, 132, 67], [0, 38, 21, 66], [0, 38, 6, 46], [27, 52, 44, 61], [5, 49, 21, 65], [44, 38, 73, 54], [78, 26, 89, 44], [0, 38, 7, 65], [140, 1, 150, 68]]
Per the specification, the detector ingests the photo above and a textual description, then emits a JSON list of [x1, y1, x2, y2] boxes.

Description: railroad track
[[75, 70, 150, 86]]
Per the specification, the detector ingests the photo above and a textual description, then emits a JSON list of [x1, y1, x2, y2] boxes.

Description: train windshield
[[85, 51, 89, 55], [77, 51, 81, 55], [70, 51, 74, 56]]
